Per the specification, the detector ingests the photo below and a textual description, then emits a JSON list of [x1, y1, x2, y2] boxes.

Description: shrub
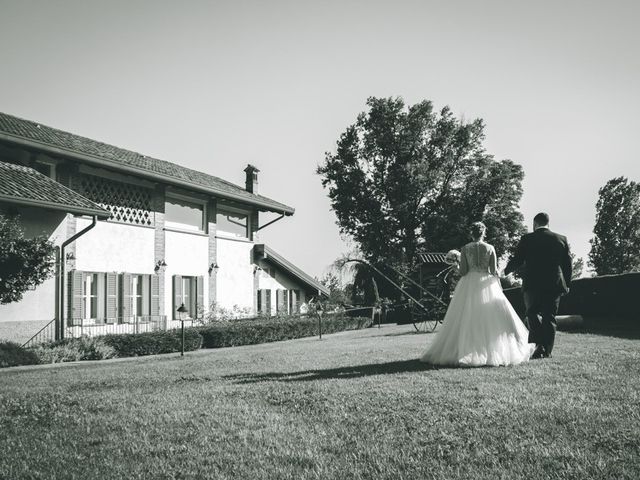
[[31, 336, 117, 364], [103, 329, 203, 357], [0, 213, 57, 305], [0, 341, 41, 368], [197, 301, 254, 323], [197, 314, 372, 349]]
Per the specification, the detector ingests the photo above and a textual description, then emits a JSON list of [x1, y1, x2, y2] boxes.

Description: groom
[[504, 213, 572, 359]]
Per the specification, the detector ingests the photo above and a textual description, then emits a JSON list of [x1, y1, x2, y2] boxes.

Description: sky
[[1, 0, 638, 278]]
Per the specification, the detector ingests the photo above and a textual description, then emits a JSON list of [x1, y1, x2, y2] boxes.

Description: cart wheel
[[411, 306, 438, 333]]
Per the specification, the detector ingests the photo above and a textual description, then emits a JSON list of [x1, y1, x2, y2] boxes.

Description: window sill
[[164, 226, 208, 237], [215, 234, 253, 243]]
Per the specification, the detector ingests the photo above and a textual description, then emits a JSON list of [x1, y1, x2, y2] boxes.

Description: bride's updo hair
[[470, 221, 487, 240]]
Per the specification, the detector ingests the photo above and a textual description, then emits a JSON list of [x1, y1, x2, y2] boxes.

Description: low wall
[[504, 272, 640, 320], [0, 320, 51, 345]]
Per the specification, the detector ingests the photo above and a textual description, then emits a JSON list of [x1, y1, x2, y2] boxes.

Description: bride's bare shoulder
[[482, 241, 496, 251]]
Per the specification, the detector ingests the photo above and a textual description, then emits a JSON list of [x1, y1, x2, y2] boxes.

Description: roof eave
[[0, 132, 295, 216], [0, 194, 111, 219], [255, 245, 329, 296]]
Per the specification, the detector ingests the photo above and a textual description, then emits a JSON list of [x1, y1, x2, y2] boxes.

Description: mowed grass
[[1, 323, 639, 480]]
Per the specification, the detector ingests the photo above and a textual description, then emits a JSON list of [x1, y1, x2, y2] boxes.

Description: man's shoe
[[531, 346, 545, 360]]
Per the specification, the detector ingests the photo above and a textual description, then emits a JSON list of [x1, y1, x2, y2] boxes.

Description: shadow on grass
[[561, 326, 640, 340], [224, 359, 453, 384], [370, 329, 430, 338], [557, 316, 640, 340]]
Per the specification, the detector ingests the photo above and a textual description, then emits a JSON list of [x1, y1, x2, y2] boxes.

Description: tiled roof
[[254, 244, 329, 296], [417, 253, 447, 264], [0, 161, 110, 218], [0, 112, 294, 214]]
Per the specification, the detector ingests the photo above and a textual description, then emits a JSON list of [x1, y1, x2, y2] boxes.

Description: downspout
[[57, 215, 98, 340]]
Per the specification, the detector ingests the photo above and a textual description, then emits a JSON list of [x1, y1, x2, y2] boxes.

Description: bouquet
[[445, 249, 461, 265]]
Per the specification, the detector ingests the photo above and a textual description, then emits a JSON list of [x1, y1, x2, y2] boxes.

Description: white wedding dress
[[420, 241, 536, 367]]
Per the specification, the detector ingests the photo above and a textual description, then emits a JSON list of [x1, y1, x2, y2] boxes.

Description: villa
[[0, 112, 328, 344]]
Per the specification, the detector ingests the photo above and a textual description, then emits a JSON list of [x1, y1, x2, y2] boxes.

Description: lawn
[[1, 322, 639, 480]]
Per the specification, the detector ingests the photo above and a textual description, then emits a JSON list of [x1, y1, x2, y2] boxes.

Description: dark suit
[[505, 228, 572, 355]]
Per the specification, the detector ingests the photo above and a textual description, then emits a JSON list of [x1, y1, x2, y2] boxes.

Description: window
[[173, 275, 204, 319], [289, 290, 301, 314], [33, 162, 54, 179], [257, 289, 272, 315], [69, 271, 158, 323], [217, 208, 249, 238], [83, 273, 102, 320], [276, 289, 289, 315], [130, 274, 150, 317], [181, 277, 192, 315], [165, 197, 204, 232], [69, 271, 106, 322]]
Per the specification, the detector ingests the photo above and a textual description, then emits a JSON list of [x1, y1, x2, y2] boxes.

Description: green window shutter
[[266, 290, 272, 315], [173, 275, 183, 320], [277, 289, 286, 314], [290, 290, 298, 314], [259, 289, 267, 314], [196, 276, 204, 318], [106, 273, 118, 321], [256, 289, 261, 313], [150, 274, 160, 317], [283, 290, 289, 315], [121, 273, 132, 321], [68, 270, 85, 324]]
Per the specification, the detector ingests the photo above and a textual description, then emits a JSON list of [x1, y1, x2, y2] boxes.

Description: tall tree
[[570, 252, 584, 279], [319, 272, 349, 307], [318, 97, 526, 284], [588, 176, 640, 275], [0, 213, 56, 304]]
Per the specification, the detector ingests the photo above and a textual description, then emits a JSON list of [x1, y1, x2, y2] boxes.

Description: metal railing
[[66, 316, 168, 337], [22, 319, 57, 348]]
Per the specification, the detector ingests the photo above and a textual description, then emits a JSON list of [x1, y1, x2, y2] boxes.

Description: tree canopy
[[588, 176, 640, 275], [0, 213, 56, 304], [318, 97, 526, 278]]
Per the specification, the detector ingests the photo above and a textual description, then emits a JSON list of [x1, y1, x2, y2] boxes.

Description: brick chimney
[[244, 164, 260, 194]]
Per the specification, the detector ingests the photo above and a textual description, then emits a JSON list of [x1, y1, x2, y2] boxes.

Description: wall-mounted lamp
[[208, 262, 219, 275], [253, 266, 262, 274], [65, 252, 76, 261], [154, 259, 167, 272]]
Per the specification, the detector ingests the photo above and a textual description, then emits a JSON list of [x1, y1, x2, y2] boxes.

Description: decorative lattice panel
[[79, 175, 153, 226]]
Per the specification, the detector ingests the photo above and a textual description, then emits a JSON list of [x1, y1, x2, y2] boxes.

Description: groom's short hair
[[534, 212, 549, 226]]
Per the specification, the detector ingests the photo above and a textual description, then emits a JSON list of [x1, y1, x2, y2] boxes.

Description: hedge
[[31, 336, 117, 363], [504, 272, 640, 319], [102, 329, 203, 357], [0, 341, 40, 368], [197, 314, 372, 349]]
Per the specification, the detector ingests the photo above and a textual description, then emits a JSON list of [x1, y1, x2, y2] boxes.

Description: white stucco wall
[[0, 207, 68, 340], [216, 237, 255, 312], [75, 218, 155, 274], [256, 265, 307, 312], [164, 230, 209, 319]]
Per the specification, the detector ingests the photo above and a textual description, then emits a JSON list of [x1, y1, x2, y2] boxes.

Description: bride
[[420, 222, 535, 367]]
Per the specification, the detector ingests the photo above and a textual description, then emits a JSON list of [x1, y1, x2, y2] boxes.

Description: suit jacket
[[505, 228, 572, 295]]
